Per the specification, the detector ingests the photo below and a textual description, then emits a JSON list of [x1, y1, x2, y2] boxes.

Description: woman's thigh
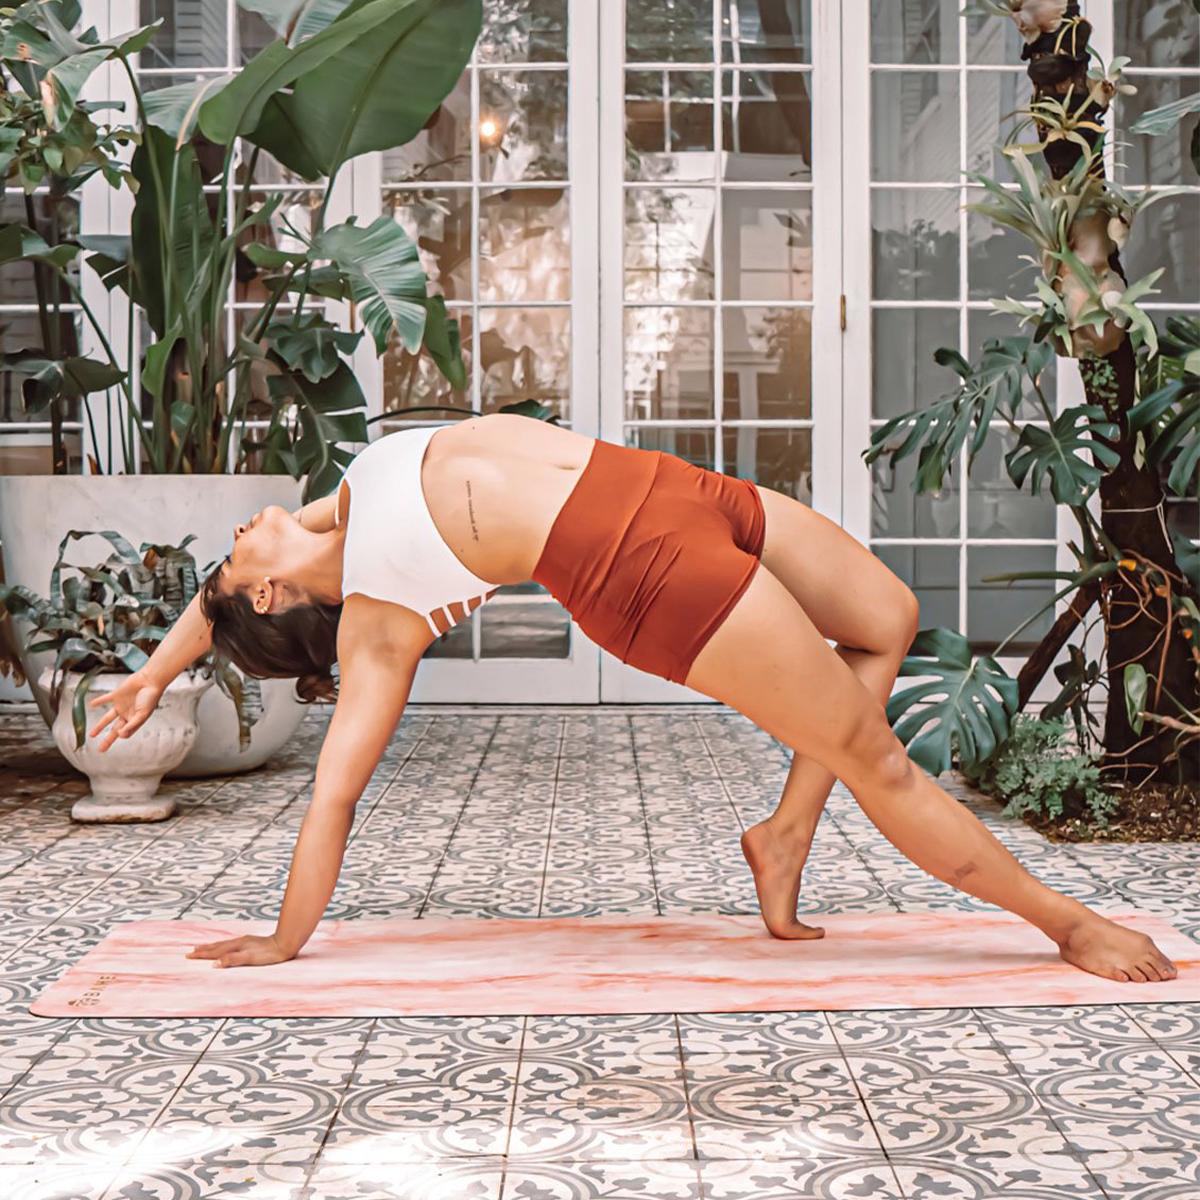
[[755, 486, 917, 653], [684, 562, 893, 774]]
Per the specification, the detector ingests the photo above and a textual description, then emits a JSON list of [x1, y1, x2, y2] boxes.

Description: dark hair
[[199, 559, 341, 703]]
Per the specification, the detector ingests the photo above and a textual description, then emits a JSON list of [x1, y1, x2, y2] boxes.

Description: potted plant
[[0, 530, 259, 821], [0, 0, 480, 766]]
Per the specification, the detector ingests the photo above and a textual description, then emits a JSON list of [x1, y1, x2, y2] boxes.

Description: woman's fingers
[[187, 939, 239, 959], [89, 706, 120, 738]]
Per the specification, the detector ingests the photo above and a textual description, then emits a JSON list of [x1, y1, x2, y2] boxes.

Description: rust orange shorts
[[532, 439, 766, 685]]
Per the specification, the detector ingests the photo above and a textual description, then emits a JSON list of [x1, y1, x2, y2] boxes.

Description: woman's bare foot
[[741, 820, 825, 940], [1057, 914, 1179, 983]]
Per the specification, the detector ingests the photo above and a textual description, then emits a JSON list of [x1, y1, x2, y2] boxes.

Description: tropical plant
[[0, 0, 481, 496], [961, 713, 1118, 828], [868, 2, 1200, 787], [0, 531, 260, 749]]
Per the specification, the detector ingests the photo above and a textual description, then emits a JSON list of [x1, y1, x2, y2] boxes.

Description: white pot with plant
[[0, 530, 262, 821]]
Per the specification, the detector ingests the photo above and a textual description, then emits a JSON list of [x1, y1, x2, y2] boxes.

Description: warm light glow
[[479, 116, 499, 141]]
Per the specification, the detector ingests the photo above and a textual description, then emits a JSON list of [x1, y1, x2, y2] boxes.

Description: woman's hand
[[88, 670, 165, 751], [186, 933, 295, 969]]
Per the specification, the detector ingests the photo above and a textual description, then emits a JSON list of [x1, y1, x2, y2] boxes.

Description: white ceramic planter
[[42, 669, 212, 822], [0, 474, 308, 775]]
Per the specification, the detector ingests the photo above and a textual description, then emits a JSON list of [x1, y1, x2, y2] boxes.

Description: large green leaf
[[130, 126, 215, 337], [311, 217, 427, 354], [243, 0, 482, 180], [0, 350, 124, 414], [237, 0, 359, 41], [1129, 92, 1200, 138], [863, 337, 1052, 493], [1004, 405, 1121, 504], [0, 223, 77, 270], [265, 314, 362, 383], [419, 295, 466, 392], [887, 627, 1019, 775], [143, 75, 234, 139], [199, 0, 438, 148]]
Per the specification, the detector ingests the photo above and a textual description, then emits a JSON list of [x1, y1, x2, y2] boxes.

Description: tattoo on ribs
[[466, 480, 480, 541]]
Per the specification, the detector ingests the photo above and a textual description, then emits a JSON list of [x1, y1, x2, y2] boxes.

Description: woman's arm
[[187, 596, 433, 967], [292, 490, 341, 533], [88, 590, 214, 750]]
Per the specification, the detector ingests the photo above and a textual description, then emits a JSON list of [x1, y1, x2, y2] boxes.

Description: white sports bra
[[336, 425, 500, 637]]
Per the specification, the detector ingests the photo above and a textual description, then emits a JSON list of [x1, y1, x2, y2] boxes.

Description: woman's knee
[[836, 716, 915, 791], [882, 583, 920, 655]]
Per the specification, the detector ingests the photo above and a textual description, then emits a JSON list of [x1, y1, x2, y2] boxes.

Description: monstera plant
[[870, 2, 1199, 788], [0, 0, 479, 497]]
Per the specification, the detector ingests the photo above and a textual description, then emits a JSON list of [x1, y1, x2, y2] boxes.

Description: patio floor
[[1, 704, 1198, 1200]]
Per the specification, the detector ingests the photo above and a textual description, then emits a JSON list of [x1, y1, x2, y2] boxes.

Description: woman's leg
[[741, 489, 919, 939], [684, 563, 1178, 983]]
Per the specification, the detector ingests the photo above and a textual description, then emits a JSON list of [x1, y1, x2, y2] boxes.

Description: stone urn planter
[[42, 669, 212, 822], [0, 474, 308, 776]]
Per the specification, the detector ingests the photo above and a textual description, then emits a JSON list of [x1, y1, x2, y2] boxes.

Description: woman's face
[[219, 505, 309, 615]]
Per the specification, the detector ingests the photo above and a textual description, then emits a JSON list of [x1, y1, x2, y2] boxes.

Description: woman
[[89, 414, 1176, 984]]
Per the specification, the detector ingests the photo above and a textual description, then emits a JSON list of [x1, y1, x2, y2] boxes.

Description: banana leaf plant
[[0, 0, 481, 497], [0, 531, 261, 750], [867, 9, 1200, 786]]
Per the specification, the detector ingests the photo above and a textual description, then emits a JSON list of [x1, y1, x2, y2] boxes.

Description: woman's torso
[[416, 413, 595, 584]]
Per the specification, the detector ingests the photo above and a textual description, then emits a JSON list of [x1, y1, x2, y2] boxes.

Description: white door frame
[[598, 0, 846, 702]]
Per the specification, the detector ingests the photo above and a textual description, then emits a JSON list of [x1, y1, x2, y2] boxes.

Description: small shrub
[[961, 714, 1118, 827]]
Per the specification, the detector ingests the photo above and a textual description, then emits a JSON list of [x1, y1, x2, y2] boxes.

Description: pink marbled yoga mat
[[30, 910, 1200, 1017]]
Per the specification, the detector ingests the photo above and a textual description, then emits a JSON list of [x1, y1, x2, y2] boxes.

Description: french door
[[596, 0, 843, 701]]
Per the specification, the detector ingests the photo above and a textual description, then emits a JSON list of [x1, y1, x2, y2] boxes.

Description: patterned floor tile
[[890, 1158, 1103, 1198], [501, 1160, 702, 1199], [696, 1157, 904, 1199]]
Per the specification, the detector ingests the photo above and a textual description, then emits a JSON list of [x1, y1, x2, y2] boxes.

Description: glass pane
[[0, 430, 81, 472], [424, 620, 474, 659], [627, 0, 713, 63], [1122, 193, 1200, 304], [237, 144, 311, 188], [627, 426, 716, 468], [967, 428, 1056, 539], [383, 311, 472, 417], [723, 0, 810, 64], [479, 0, 568, 63], [872, 308, 960, 420], [871, 72, 961, 181], [386, 190, 472, 301], [723, 307, 811, 420], [967, 189, 1039, 300], [139, 1, 227, 69], [480, 591, 571, 657], [722, 69, 812, 181], [877, 544, 959, 630], [1115, 0, 1200, 69], [966, 71, 1026, 182], [479, 306, 570, 419], [966, 11, 1026, 63], [871, 0, 958, 64], [872, 449, 960, 539], [872, 189, 959, 300], [479, 188, 570, 302], [723, 426, 812, 502], [132, 69, 221, 94], [625, 188, 716, 301], [967, 311, 1055, 410], [479, 70, 568, 182], [625, 71, 715, 181], [381, 75, 471, 183], [968, 544, 1055, 652], [722, 191, 811, 301], [625, 307, 715, 421], [1117, 78, 1200, 186], [237, 7, 275, 63]]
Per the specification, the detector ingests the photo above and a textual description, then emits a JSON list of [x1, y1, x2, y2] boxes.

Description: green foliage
[[887, 628, 1020, 775], [1129, 316, 1200, 497], [0, 532, 260, 749], [961, 715, 1119, 828], [0, 0, 476, 483], [1003, 404, 1120, 504]]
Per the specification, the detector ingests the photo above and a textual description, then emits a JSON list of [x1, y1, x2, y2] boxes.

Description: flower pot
[[41, 669, 212, 822], [0, 474, 308, 775]]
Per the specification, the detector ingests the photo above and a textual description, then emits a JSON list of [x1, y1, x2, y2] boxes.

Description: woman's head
[[199, 506, 341, 702]]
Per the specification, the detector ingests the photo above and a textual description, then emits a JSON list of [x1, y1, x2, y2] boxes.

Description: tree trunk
[[1017, 6, 1199, 785]]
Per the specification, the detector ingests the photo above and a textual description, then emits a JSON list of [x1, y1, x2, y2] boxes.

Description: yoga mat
[[30, 910, 1199, 1018]]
